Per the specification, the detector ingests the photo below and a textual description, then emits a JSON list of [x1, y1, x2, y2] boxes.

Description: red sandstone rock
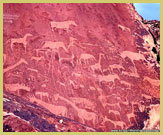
[[3, 3, 160, 132]]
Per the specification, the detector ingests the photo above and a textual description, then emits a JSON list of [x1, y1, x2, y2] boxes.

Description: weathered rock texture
[[3, 91, 98, 132], [3, 3, 160, 132]]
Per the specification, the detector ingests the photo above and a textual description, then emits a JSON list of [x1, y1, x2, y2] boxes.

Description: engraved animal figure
[[98, 74, 120, 83], [3, 58, 28, 73], [59, 53, 75, 67], [9, 33, 33, 52], [42, 41, 68, 53], [90, 53, 105, 72], [50, 20, 77, 32], [29, 96, 68, 117], [78, 53, 96, 65], [54, 94, 97, 125]]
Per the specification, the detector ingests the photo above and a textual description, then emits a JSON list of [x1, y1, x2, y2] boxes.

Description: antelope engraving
[[78, 53, 96, 65], [42, 41, 68, 53], [50, 20, 77, 32], [9, 33, 33, 52]]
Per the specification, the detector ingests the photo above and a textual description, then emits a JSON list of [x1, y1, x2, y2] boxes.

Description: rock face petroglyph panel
[[3, 3, 160, 132]]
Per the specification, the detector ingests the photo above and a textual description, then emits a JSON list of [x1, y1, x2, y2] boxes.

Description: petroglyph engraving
[[50, 20, 77, 32], [90, 53, 104, 72], [78, 53, 96, 65], [42, 41, 68, 53], [121, 51, 145, 63], [9, 33, 32, 52], [3, 58, 28, 73]]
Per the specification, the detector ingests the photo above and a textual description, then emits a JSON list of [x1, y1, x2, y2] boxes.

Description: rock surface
[[3, 3, 160, 132], [3, 91, 98, 132]]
